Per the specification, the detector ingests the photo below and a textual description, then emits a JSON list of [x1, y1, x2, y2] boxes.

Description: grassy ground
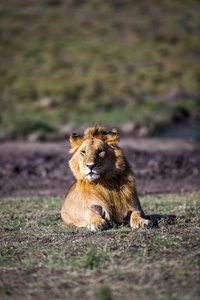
[[0, 0, 200, 139], [0, 192, 199, 299]]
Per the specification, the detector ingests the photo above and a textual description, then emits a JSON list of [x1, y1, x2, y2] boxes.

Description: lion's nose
[[86, 163, 96, 171]]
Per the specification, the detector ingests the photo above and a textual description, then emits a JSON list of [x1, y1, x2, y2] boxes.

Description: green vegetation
[[0, 0, 200, 139], [0, 192, 199, 299]]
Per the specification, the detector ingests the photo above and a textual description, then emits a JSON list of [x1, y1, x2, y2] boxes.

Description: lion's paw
[[88, 219, 108, 232], [131, 218, 152, 229], [143, 219, 152, 228]]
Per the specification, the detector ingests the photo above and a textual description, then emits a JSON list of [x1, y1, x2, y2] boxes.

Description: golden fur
[[61, 125, 166, 231]]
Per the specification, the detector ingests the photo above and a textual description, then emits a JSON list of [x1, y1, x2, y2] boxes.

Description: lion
[[61, 125, 172, 231]]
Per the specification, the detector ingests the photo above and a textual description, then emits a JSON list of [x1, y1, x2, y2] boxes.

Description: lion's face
[[68, 125, 126, 182], [74, 138, 116, 181]]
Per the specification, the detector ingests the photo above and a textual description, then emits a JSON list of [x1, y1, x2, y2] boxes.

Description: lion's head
[[69, 125, 128, 181]]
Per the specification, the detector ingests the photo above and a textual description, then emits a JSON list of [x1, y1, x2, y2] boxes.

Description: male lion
[[61, 125, 169, 231]]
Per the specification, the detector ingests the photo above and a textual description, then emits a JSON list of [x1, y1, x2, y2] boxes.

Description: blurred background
[[0, 0, 200, 141]]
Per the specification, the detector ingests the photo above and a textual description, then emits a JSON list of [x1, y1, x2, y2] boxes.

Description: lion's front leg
[[130, 211, 152, 229], [85, 208, 108, 231]]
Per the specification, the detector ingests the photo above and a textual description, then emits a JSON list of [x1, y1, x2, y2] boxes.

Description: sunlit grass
[[0, 0, 200, 139], [0, 192, 199, 299]]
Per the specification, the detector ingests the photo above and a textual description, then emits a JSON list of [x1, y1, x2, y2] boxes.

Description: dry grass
[[0, 192, 199, 299]]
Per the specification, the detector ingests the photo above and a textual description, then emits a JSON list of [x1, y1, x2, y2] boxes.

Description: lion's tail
[[144, 214, 177, 226]]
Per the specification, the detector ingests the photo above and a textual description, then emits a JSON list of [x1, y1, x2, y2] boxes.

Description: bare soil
[[0, 138, 199, 199]]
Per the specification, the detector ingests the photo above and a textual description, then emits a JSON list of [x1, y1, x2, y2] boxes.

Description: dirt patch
[[0, 138, 199, 199]]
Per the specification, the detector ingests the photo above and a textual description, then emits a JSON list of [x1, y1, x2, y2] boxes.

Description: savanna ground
[[0, 192, 199, 300], [0, 138, 200, 300]]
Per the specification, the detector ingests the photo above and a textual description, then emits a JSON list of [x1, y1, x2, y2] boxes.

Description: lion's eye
[[97, 150, 105, 155], [81, 150, 86, 155]]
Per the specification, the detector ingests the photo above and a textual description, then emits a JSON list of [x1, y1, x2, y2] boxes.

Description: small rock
[[40, 97, 54, 109], [120, 122, 137, 134], [27, 130, 43, 142], [58, 124, 87, 139], [58, 124, 77, 139], [137, 126, 150, 137]]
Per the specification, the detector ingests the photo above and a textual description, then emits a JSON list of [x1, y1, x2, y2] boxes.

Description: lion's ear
[[106, 128, 119, 144], [70, 133, 83, 148]]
